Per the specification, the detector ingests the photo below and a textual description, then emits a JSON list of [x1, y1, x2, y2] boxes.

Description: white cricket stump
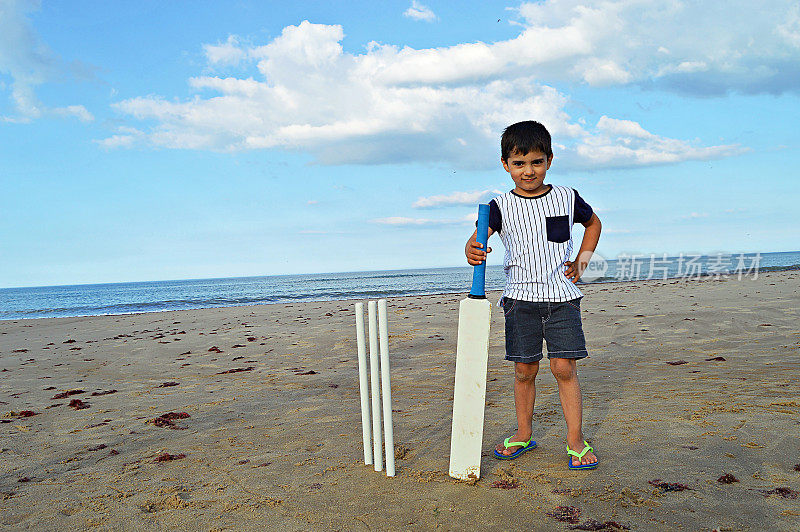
[[355, 299, 395, 477], [354, 303, 372, 465], [367, 301, 383, 471], [378, 299, 396, 477]]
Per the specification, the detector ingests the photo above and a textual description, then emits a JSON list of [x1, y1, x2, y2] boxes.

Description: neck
[[513, 184, 550, 197]]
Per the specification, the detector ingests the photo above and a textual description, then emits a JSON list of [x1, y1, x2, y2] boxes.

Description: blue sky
[[1, 0, 799, 288]]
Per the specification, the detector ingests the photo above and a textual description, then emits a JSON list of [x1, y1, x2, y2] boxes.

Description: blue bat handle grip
[[469, 203, 490, 299]]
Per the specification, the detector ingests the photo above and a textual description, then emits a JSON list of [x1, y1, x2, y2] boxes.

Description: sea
[[1, 251, 798, 321]]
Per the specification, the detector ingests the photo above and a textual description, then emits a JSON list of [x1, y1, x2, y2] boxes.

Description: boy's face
[[502, 149, 553, 197]]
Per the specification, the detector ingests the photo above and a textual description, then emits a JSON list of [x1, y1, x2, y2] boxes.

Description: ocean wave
[[0, 296, 280, 319], [759, 263, 800, 272], [358, 272, 422, 280]]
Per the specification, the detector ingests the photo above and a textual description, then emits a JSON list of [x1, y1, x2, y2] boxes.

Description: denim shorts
[[502, 296, 588, 363]]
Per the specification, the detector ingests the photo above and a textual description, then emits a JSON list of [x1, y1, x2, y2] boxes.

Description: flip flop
[[493, 436, 536, 460], [567, 441, 598, 470]]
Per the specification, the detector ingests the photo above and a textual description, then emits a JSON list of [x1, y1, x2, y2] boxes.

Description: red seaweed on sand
[[490, 479, 519, 489], [216, 367, 254, 374], [648, 479, 691, 492], [52, 389, 84, 400], [547, 506, 581, 524], [154, 453, 186, 462], [91, 389, 117, 396], [570, 519, 629, 530], [758, 487, 798, 499], [68, 399, 90, 410], [150, 412, 190, 429]]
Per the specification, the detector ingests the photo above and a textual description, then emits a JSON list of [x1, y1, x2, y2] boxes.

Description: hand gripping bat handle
[[469, 203, 490, 299]]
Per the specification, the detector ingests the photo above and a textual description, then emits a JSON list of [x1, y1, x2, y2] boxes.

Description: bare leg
[[550, 358, 597, 466], [496, 361, 538, 456]]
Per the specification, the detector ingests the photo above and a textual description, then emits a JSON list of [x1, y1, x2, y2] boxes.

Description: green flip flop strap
[[503, 436, 532, 449], [566, 440, 593, 459]]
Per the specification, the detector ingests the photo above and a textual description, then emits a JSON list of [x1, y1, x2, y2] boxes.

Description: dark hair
[[501, 121, 552, 161]]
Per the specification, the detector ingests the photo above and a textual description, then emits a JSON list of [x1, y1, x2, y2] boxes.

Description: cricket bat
[[449, 203, 492, 480]]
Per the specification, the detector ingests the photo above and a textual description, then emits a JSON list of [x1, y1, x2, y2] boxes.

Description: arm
[[465, 227, 496, 266], [564, 213, 602, 283]]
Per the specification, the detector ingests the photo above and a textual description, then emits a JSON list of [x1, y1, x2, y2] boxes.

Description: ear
[[501, 157, 510, 172], [546, 155, 554, 169]]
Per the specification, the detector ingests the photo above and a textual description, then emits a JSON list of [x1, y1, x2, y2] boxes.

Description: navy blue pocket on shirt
[[545, 215, 570, 243]]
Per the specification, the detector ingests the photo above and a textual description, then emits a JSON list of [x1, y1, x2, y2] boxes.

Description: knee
[[515, 371, 535, 383], [550, 359, 577, 381], [514, 362, 538, 383]]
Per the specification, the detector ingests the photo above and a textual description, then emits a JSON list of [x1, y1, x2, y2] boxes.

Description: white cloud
[[776, 3, 800, 47], [104, 5, 785, 167], [380, 0, 800, 92], [109, 28, 590, 166], [404, 1, 437, 22], [579, 59, 632, 86], [52, 105, 94, 122], [595, 116, 652, 139], [0, 0, 92, 122], [570, 116, 744, 169], [94, 134, 135, 149], [203, 35, 247, 67], [413, 189, 503, 208], [656, 61, 708, 77], [515, 0, 800, 94], [93, 126, 143, 149]]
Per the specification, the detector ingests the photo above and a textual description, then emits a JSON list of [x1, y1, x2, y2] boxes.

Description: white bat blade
[[449, 297, 492, 480]]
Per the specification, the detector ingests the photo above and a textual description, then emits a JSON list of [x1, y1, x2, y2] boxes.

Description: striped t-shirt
[[488, 185, 593, 302]]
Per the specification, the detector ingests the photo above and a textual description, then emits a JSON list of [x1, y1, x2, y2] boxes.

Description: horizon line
[[1, 249, 798, 291]]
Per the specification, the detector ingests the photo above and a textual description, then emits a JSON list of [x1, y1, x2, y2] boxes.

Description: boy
[[465, 120, 602, 469]]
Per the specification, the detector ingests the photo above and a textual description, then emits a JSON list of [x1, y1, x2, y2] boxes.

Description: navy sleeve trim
[[488, 199, 502, 233], [572, 189, 593, 225], [474, 200, 502, 234]]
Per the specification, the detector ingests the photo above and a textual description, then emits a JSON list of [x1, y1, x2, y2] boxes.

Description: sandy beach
[[1, 271, 799, 531]]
